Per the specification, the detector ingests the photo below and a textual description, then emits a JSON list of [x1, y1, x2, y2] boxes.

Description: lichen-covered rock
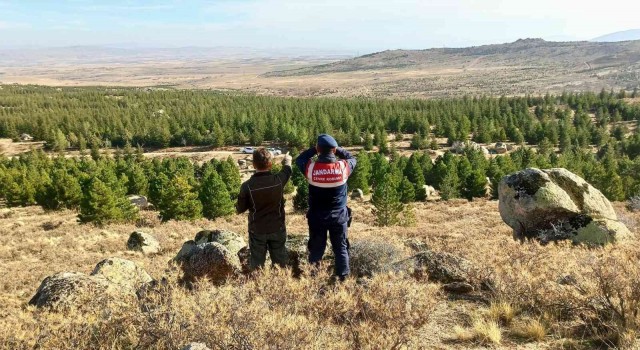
[[127, 231, 160, 255], [498, 168, 632, 245], [128, 195, 149, 209], [404, 238, 429, 253], [28, 272, 120, 309], [91, 257, 153, 293], [179, 242, 241, 285], [351, 189, 364, 201], [174, 240, 197, 263], [413, 250, 473, 284], [194, 229, 245, 256], [181, 343, 211, 350]]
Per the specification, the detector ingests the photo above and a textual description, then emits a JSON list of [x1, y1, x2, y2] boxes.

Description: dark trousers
[[249, 229, 288, 270], [308, 222, 350, 277]]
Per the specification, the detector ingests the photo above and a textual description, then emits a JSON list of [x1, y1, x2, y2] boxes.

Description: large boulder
[[29, 272, 116, 309], [178, 242, 241, 285], [127, 231, 161, 255], [30, 258, 153, 309], [91, 257, 153, 293], [194, 229, 245, 256], [236, 234, 308, 276], [498, 168, 632, 245]]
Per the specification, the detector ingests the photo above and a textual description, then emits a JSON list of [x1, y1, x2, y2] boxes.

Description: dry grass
[[453, 318, 502, 345], [1, 199, 639, 349]]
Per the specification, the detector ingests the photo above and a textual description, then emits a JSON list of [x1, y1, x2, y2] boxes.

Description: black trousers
[[308, 222, 350, 277], [249, 229, 288, 270]]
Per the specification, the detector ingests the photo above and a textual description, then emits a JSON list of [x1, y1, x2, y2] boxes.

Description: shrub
[[349, 237, 407, 277]]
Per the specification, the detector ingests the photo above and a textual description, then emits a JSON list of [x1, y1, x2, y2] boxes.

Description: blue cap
[[317, 134, 338, 148]]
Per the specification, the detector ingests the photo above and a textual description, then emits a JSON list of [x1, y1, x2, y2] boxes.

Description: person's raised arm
[[335, 147, 357, 173], [278, 152, 293, 184], [295, 147, 317, 174], [235, 183, 250, 214]]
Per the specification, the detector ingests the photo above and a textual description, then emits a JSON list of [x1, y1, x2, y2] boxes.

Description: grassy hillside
[[1, 198, 639, 349]]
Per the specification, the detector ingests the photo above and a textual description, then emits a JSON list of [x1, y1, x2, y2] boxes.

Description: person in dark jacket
[[296, 134, 357, 280], [237, 148, 293, 270]]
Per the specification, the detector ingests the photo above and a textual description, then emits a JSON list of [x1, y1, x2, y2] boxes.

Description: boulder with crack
[[498, 168, 633, 245]]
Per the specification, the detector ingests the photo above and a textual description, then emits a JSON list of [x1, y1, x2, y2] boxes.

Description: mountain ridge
[[264, 38, 640, 77]]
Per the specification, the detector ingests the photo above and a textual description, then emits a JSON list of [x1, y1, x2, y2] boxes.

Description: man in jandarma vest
[[296, 134, 357, 281]]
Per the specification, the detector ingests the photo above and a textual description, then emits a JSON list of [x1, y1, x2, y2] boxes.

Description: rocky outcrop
[[127, 231, 160, 255], [29, 272, 116, 309], [91, 257, 153, 294], [29, 258, 152, 309], [178, 242, 241, 285], [498, 168, 632, 245], [194, 229, 245, 256]]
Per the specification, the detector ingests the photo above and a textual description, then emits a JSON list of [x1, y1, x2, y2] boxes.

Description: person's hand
[[282, 152, 292, 167]]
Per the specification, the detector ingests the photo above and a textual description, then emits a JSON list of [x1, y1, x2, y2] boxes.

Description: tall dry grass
[[1, 200, 639, 349]]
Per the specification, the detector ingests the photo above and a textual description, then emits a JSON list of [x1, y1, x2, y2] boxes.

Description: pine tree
[[399, 176, 416, 203], [378, 129, 389, 155], [200, 170, 234, 220], [217, 156, 242, 197], [371, 173, 403, 226], [158, 176, 202, 221], [126, 164, 149, 196], [39, 169, 82, 210], [439, 165, 460, 200], [363, 131, 374, 151], [79, 177, 138, 225], [462, 169, 488, 201], [410, 132, 428, 150], [404, 154, 426, 200], [348, 152, 371, 194], [293, 182, 309, 212]]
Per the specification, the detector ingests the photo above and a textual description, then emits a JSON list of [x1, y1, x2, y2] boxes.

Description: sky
[[1, 0, 639, 53]]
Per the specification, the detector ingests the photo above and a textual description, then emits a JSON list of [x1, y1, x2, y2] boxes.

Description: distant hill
[[265, 38, 640, 77], [593, 29, 640, 42]]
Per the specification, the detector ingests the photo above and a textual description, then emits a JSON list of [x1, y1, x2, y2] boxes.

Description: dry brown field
[[1, 195, 639, 349]]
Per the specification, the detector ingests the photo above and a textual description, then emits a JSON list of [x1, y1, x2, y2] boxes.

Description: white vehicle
[[267, 148, 282, 156], [240, 147, 254, 154]]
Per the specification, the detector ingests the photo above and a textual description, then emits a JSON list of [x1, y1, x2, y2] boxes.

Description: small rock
[[181, 343, 211, 350], [41, 221, 63, 231], [413, 250, 473, 284], [404, 238, 429, 252], [443, 282, 474, 294], [127, 231, 161, 255], [423, 185, 437, 200], [0, 209, 13, 219], [128, 195, 149, 209], [351, 189, 364, 201]]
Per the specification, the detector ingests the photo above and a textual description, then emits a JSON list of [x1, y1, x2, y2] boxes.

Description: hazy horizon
[[0, 0, 639, 52]]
